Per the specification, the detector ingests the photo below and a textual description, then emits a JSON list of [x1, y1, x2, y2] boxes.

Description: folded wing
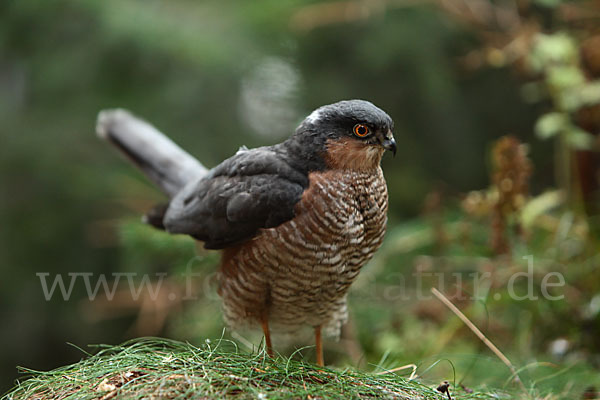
[[163, 146, 308, 249]]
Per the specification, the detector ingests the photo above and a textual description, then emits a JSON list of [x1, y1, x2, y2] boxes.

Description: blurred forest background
[[2, 0, 600, 397]]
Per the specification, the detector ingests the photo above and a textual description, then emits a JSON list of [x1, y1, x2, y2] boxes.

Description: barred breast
[[218, 166, 388, 338]]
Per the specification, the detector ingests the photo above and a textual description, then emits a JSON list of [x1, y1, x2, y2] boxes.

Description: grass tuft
[[3, 338, 506, 399]]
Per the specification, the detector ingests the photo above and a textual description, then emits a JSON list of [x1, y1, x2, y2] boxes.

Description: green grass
[[3, 338, 505, 400]]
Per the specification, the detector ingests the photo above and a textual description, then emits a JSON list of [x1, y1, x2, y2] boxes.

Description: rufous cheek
[[324, 138, 385, 171]]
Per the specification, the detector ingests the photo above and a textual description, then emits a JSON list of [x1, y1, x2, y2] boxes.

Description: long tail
[[96, 109, 207, 198]]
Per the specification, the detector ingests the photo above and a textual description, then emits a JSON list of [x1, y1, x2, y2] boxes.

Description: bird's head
[[294, 100, 396, 172]]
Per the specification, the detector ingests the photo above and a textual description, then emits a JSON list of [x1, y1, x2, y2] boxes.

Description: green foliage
[[533, 0, 563, 8], [528, 34, 579, 75], [535, 112, 569, 140], [117, 219, 199, 274], [535, 112, 592, 149], [529, 33, 598, 150]]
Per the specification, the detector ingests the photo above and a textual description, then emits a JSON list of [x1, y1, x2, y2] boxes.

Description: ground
[[3, 338, 505, 400]]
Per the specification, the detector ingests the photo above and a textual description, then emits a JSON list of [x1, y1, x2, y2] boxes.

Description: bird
[[97, 99, 396, 366]]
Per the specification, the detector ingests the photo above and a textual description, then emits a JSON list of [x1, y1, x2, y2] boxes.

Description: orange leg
[[261, 316, 274, 358], [315, 325, 324, 367]]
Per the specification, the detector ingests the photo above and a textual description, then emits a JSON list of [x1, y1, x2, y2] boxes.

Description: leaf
[[529, 33, 578, 72], [578, 81, 600, 107], [565, 127, 595, 150], [547, 65, 585, 92], [535, 112, 568, 140], [520, 190, 564, 228], [558, 81, 600, 111]]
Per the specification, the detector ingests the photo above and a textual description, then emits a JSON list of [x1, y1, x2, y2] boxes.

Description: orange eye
[[353, 124, 369, 137]]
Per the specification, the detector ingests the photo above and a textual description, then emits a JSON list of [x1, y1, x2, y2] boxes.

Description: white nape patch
[[235, 145, 249, 155], [305, 108, 322, 124]]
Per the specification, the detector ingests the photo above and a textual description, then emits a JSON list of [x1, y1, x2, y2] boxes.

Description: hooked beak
[[382, 137, 397, 157]]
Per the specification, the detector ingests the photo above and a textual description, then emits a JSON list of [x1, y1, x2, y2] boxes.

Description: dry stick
[[430, 288, 528, 393], [376, 364, 418, 380]]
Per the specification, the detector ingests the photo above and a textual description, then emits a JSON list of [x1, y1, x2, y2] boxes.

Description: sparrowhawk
[[98, 99, 396, 366]]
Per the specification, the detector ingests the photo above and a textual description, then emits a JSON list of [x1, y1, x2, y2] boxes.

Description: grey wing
[[163, 147, 307, 249]]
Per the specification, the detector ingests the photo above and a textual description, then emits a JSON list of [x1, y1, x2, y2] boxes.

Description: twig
[[430, 287, 527, 393], [376, 363, 418, 380]]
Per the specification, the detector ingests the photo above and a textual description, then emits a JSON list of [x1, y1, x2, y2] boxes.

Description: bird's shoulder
[[207, 144, 308, 185]]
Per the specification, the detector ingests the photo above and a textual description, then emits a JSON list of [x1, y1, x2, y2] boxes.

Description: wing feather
[[163, 146, 307, 249]]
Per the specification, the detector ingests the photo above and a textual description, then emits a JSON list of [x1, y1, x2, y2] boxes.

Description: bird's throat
[[324, 138, 384, 172]]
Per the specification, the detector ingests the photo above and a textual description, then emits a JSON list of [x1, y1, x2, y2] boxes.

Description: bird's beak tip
[[382, 138, 397, 157]]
